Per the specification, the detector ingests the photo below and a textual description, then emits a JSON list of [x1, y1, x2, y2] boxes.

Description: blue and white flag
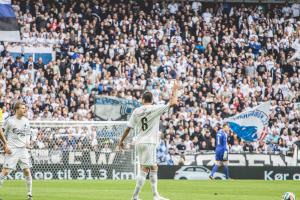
[[0, 0, 20, 42], [225, 102, 271, 142], [94, 96, 141, 121]]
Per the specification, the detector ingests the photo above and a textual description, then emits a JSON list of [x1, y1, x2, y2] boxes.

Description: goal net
[[0, 121, 137, 180]]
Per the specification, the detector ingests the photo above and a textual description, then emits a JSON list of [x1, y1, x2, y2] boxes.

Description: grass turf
[[0, 180, 299, 200]]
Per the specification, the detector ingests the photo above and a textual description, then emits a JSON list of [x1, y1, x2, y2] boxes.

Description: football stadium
[[0, 0, 299, 200]]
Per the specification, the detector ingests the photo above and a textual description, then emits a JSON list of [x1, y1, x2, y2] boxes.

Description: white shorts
[[136, 143, 157, 166], [3, 147, 31, 170]]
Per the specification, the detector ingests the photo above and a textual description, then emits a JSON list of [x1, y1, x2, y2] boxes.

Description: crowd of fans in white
[[0, 0, 299, 163]]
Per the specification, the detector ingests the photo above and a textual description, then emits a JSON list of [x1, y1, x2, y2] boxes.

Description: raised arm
[[169, 80, 179, 107]]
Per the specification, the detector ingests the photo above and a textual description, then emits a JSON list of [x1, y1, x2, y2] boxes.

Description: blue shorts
[[215, 150, 228, 161]]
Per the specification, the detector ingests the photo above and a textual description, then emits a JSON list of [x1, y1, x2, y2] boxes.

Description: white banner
[[7, 45, 53, 53], [225, 102, 271, 142], [94, 96, 141, 121], [6, 45, 55, 64]]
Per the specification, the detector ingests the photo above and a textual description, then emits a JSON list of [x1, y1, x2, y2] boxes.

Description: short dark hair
[[14, 101, 25, 111], [142, 91, 153, 103]]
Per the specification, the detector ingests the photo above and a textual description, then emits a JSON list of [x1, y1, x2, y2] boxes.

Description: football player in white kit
[[0, 102, 33, 200], [119, 81, 178, 200]]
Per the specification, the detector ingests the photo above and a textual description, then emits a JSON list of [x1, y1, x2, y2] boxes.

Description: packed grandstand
[[0, 0, 299, 163]]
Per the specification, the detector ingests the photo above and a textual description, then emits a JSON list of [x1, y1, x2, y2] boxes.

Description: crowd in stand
[[0, 0, 299, 161]]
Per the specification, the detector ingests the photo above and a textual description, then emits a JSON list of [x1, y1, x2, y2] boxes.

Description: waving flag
[[0, 0, 20, 42], [225, 102, 271, 142], [94, 96, 141, 121]]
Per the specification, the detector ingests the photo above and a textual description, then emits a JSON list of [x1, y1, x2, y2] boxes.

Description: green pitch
[[0, 180, 299, 200]]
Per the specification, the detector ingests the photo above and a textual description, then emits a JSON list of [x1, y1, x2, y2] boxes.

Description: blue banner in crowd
[[94, 96, 141, 121], [225, 102, 271, 142], [7, 45, 54, 64], [0, 0, 20, 42]]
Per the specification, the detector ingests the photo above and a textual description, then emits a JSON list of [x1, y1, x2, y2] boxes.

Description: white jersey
[[291, 39, 300, 52], [3, 116, 31, 148], [128, 104, 170, 145]]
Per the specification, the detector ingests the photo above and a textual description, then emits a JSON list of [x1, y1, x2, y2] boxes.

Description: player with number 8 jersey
[[119, 80, 179, 200]]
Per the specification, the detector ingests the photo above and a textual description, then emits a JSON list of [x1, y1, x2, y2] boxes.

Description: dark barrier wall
[[2, 165, 300, 180], [158, 166, 300, 180], [166, 0, 295, 3], [1, 151, 300, 180], [4, 165, 135, 180]]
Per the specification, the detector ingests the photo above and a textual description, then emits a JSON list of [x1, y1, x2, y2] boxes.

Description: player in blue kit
[[209, 123, 230, 180]]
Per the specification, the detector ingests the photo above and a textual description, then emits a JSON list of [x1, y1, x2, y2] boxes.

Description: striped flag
[[0, 0, 20, 42]]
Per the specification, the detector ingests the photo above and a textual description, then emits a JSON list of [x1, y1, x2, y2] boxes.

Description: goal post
[[0, 121, 138, 180]]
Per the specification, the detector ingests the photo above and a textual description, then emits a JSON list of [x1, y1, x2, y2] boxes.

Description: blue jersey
[[215, 130, 228, 161], [216, 130, 228, 151]]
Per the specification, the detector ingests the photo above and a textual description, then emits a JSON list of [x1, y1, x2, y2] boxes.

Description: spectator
[[293, 135, 300, 149], [183, 134, 194, 153], [0, 1, 298, 156], [100, 143, 112, 153], [256, 140, 267, 154], [277, 138, 289, 155], [265, 130, 280, 145], [230, 139, 244, 153]]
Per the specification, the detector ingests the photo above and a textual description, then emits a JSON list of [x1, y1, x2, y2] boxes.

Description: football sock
[[210, 165, 219, 177], [224, 165, 229, 179], [0, 173, 6, 188], [25, 175, 32, 196], [149, 170, 159, 197], [132, 170, 147, 199]]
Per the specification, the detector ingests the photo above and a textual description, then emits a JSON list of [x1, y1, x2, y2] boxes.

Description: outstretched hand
[[172, 79, 179, 92], [3, 144, 11, 155], [170, 79, 179, 106], [117, 141, 125, 151]]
